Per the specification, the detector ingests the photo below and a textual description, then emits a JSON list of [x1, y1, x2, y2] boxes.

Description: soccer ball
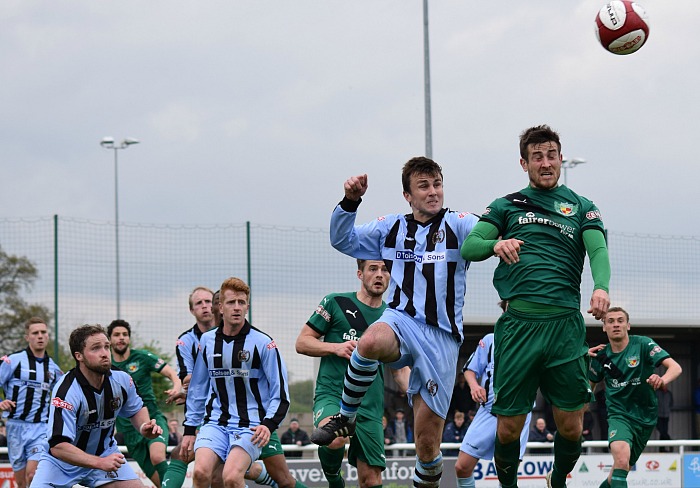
[[595, 1, 650, 55]]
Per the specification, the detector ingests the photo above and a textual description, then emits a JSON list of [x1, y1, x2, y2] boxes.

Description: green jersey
[[306, 292, 386, 421], [589, 335, 670, 426], [112, 348, 167, 432], [481, 185, 605, 308]]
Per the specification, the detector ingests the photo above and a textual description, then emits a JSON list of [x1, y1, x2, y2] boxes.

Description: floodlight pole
[[423, 0, 433, 159], [100, 137, 139, 319], [562, 157, 587, 186]]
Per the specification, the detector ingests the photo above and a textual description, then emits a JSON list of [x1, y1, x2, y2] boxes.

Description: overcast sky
[[1, 1, 698, 236]]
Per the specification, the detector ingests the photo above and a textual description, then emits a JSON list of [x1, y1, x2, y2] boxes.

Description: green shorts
[[492, 308, 591, 416], [314, 397, 386, 470], [122, 411, 169, 477], [260, 431, 284, 459], [608, 416, 655, 467]]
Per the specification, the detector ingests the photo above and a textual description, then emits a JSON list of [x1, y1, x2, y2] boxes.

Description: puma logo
[[346, 310, 358, 318]]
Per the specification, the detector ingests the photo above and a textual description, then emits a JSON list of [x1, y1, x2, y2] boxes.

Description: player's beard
[[85, 358, 112, 375], [112, 344, 128, 356]]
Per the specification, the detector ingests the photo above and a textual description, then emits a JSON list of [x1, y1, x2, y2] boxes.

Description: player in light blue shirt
[[0, 317, 63, 488], [312, 157, 478, 488], [182, 277, 291, 488], [31, 324, 162, 488]]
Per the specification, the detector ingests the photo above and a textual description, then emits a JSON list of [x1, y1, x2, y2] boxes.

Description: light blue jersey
[[0, 348, 63, 423], [460, 333, 531, 460], [330, 204, 478, 342], [184, 322, 290, 436]]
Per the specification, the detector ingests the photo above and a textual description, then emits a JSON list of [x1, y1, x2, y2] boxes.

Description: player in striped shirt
[[30, 324, 163, 488], [181, 277, 291, 488], [0, 317, 63, 488], [313, 157, 479, 487]]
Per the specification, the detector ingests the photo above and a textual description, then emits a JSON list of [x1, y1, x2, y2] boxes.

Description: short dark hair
[[401, 157, 443, 194], [107, 319, 131, 338], [519, 125, 561, 160], [25, 316, 47, 333], [606, 306, 630, 322], [69, 324, 107, 361]]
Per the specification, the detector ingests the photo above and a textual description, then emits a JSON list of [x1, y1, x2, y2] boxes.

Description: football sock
[[253, 460, 278, 487], [551, 432, 582, 488], [155, 461, 169, 487], [340, 350, 378, 418], [456, 476, 476, 488], [413, 453, 443, 488], [161, 459, 188, 488], [319, 446, 346, 488], [494, 437, 520, 488], [610, 468, 629, 488]]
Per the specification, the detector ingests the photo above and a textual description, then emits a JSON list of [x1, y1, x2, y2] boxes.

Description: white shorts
[[6, 420, 48, 471], [194, 423, 260, 467], [31, 447, 138, 488], [459, 407, 532, 460], [382, 308, 460, 419]]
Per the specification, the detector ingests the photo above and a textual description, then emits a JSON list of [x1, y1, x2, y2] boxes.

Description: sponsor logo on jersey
[[458, 212, 469, 219], [650, 345, 662, 357], [266, 341, 278, 350], [376, 216, 386, 221], [79, 418, 116, 432], [127, 362, 139, 373], [52, 397, 74, 410], [238, 350, 250, 362], [395, 250, 446, 264], [343, 329, 358, 341], [315, 305, 331, 323], [176, 339, 185, 347], [609, 429, 617, 439], [555, 201, 578, 216], [155, 358, 165, 369], [483, 207, 491, 215], [479, 340, 485, 348], [518, 213, 575, 239], [425, 379, 438, 397], [19, 379, 47, 389], [432, 229, 445, 244], [626, 356, 639, 367], [209, 368, 250, 378], [586, 210, 602, 220], [1, 355, 10, 364]]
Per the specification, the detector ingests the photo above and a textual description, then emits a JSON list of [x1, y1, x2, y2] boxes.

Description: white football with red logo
[[595, 0, 650, 55]]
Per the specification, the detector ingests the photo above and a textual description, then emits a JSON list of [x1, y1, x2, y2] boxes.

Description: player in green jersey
[[461, 125, 611, 488], [108, 319, 182, 487], [296, 259, 408, 488], [589, 307, 681, 488]]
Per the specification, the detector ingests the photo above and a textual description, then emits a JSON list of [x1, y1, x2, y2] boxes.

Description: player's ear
[[519, 158, 528, 172]]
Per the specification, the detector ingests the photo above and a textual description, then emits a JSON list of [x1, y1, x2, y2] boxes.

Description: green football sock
[[551, 432, 582, 488], [155, 460, 169, 488], [319, 446, 345, 488], [494, 437, 520, 488], [294, 480, 309, 488], [161, 459, 188, 488], [610, 468, 629, 488]]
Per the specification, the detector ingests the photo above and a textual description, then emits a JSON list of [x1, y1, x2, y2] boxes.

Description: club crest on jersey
[[110, 397, 122, 410], [425, 379, 438, 397], [51, 397, 74, 411], [127, 362, 139, 373], [432, 229, 445, 244], [626, 356, 639, 368], [315, 304, 331, 323], [555, 201, 578, 216], [238, 350, 250, 362], [343, 329, 358, 341]]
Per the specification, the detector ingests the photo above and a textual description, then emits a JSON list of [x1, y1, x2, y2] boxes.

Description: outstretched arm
[[584, 229, 611, 320]]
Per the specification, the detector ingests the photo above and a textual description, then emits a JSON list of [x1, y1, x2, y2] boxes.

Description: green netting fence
[[1, 216, 698, 381]]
